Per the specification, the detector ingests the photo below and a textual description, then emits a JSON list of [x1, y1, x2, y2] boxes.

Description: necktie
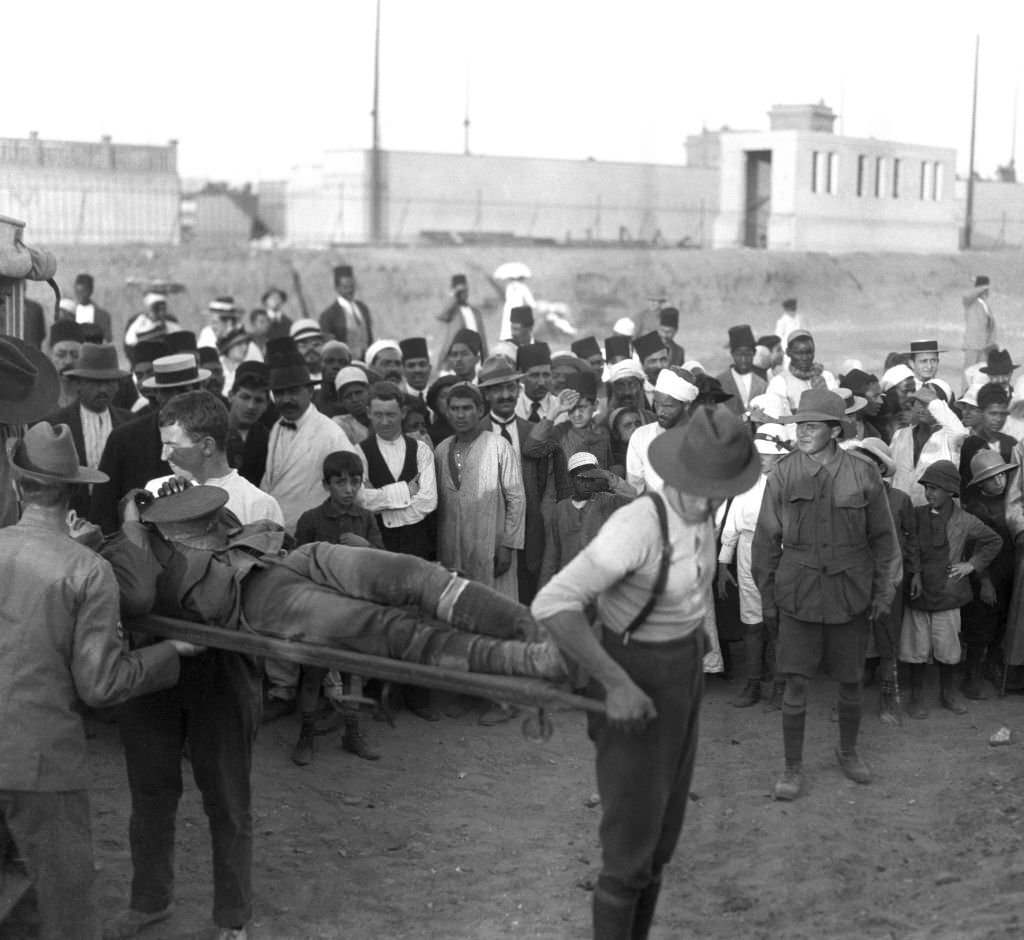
[[280, 420, 298, 431], [495, 419, 513, 444], [529, 401, 541, 423]]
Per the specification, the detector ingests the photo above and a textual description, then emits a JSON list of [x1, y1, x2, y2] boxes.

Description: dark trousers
[[587, 628, 705, 909], [0, 789, 98, 940], [379, 518, 434, 561], [117, 651, 260, 929]]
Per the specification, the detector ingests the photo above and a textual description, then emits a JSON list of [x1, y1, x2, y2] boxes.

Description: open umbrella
[[493, 262, 531, 281]]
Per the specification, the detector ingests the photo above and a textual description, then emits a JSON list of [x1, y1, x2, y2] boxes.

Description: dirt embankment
[[31, 245, 1024, 380]]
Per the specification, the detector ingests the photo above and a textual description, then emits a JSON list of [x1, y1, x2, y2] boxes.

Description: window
[[875, 157, 887, 197], [892, 158, 901, 198], [828, 152, 839, 195], [933, 162, 944, 200], [811, 151, 820, 192], [812, 151, 837, 194], [856, 155, 866, 196]]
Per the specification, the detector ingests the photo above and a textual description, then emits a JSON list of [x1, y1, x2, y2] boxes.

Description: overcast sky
[[6, 0, 1023, 182]]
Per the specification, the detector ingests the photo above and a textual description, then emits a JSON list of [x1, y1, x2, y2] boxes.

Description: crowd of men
[[2, 262, 1021, 940]]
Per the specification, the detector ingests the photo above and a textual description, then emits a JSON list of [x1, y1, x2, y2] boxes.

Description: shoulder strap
[[622, 491, 671, 644]]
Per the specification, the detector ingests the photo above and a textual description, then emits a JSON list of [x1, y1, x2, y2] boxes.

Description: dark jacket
[[319, 299, 374, 352], [752, 446, 899, 624], [511, 416, 571, 575], [91, 411, 170, 533], [294, 498, 384, 550], [714, 368, 768, 417], [226, 421, 270, 486], [42, 401, 133, 518]]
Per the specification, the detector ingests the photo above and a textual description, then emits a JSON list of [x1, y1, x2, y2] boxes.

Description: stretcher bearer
[[532, 406, 761, 940]]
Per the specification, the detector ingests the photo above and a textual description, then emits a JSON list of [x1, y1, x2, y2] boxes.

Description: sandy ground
[[82, 665, 1024, 940]]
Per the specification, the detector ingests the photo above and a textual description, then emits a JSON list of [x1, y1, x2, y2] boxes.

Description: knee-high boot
[[593, 885, 637, 940], [630, 879, 662, 940]]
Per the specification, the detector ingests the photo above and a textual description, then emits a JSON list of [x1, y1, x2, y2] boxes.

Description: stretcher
[[129, 616, 605, 741]]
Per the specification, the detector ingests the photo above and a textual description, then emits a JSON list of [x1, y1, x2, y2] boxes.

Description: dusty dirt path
[[89, 675, 1024, 940]]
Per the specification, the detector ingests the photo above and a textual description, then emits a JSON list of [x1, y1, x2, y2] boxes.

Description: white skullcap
[[491, 340, 518, 364], [958, 381, 986, 407], [681, 360, 706, 376], [612, 317, 636, 337], [879, 363, 914, 392], [365, 339, 401, 365], [608, 360, 645, 383], [334, 366, 369, 392], [840, 358, 864, 375], [567, 451, 599, 473], [654, 368, 698, 403], [143, 292, 167, 308]]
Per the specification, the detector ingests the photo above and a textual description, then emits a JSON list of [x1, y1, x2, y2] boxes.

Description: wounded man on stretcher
[[92, 485, 567, 680]]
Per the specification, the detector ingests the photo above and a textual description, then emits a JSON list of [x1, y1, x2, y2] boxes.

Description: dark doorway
[[743, 150, 772, 248]]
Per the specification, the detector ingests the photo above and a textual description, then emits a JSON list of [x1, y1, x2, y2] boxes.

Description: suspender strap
[[622, 491, 671, 644]]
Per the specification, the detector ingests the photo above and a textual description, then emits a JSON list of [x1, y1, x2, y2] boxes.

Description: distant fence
[[0, 180, 180, 245]]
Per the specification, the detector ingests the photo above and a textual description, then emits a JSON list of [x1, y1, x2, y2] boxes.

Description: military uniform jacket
[[752, 446, 899, 624]]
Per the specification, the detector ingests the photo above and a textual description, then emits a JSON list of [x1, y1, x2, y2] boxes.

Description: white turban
[[879, 364, 914, 392], [654, 368, 698, 403], [365, 339, 401, 366]]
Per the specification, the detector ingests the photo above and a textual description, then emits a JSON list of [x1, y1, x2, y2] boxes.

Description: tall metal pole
[[370, 0, 383, 242], [965, 34, 979, 249], [463, 69, 471, 155]]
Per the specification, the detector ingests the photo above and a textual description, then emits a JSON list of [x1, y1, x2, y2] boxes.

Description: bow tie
[[279, 420, 298, 431]]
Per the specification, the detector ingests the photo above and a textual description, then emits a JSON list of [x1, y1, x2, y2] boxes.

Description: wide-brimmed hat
[[850, 437, 896, 477], [980, 348, 1020, 375], [968, 450, 1018, 488], [753, 423, 791, 456], [918, 459, 961, 495], [217, 328, 251, 357], [477, 357, 524, 389], [290, 318, 324, 343], [906, 339, 946, 356], [779, 389, 847, 424], [141, 354, 211, 390], [10, 422, 107, 484], [261, 286, 288, 305], [648, 405, 761, 499], [0, 336, 61, 424], [141, 485, 229, 525], [208, 296, 239, 318], [64, 343, 129, 381], [837, 387, 869, 414]]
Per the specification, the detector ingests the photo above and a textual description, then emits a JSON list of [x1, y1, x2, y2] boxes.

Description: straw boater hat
[[140, 484, 229, 525], [648, 405, 761, 499], [968, 450, 1018, 488], [64, 343, 129, 381], [208, 297, 240, 319], [906, 339, 947, 356], [10, 422, 107, 484], [141, 354, 210, 390], [0, 336, 60, 424]]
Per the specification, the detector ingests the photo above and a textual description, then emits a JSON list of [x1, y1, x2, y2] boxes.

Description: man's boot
[[962, 645, 988, 700], [939, 663, 968, 715], [592, 885, 637, 940], [836, 697, 872, 784], [342, 717, 381, 760], [905, 663, 929, 719], [879, 678, 901, 726], [291, 716, 316, 766], [763, 681, 785, 712], [773, 709, 805, 801], [731, 678, 760, 708], [630, 880, 661, 940]]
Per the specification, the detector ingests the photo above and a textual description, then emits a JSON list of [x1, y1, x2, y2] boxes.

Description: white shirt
[[515, 389, 564, 424], [357, 435, 438, 529], [626, 422, 666, 495], [146, 469, 284, 527], [75, 303, 95, 325], [79, 405, 112, 469], [764, 369, 838, 417], [459, 304, 479, 335], [500, 281, 536, 341], [261, 404, 356, 534], [731, 368, 754, 406]]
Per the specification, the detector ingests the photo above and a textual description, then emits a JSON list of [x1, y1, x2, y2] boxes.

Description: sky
[[6, 0, 1024, 182]]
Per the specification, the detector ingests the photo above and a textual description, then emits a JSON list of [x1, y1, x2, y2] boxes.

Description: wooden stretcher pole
[[130, 615, 605, 716]]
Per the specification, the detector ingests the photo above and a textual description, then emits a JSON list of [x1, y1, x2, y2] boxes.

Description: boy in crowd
[[849, 438, 916, 724], [902, 460, 1001, 718], [293, 451, 384, 766], [539, 452, 631, 588], [527, 371, 615, 470], [960, 450, 1017, 699], [226, 363, 271, 485], [718, 424, 789, 710]]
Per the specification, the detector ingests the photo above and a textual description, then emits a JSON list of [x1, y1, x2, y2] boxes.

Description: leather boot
[[291, 716, 316, 766], [342, 718, 381, 761], [631, 880, 661, 940], [879, 680, 901, 726], [962, 645, 988, 700], [593, 885, 637, 940], [731, 678, 760, 708], [939, 663, 968, 715], [763, 681, 785, 712]]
